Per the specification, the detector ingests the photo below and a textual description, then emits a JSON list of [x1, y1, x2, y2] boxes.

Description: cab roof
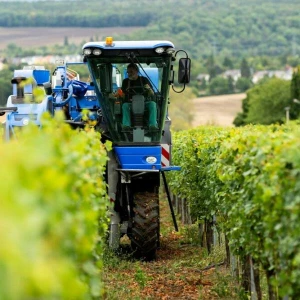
[[82, 40, 175, 50]]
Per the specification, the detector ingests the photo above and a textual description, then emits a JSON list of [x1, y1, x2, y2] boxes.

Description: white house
[[252, 67, 293, 84], [196, 73, 210, 82], [222, 69, 241, 82]]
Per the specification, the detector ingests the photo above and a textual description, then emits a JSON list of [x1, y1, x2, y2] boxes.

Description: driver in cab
[[115, 63, 158, 130]]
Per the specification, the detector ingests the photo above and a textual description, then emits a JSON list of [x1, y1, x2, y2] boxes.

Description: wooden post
[[265, 269, 278, 300], [205, 218, 214, 253], [230, 254, 239, 279], [213, 215, 218, 246], [181, 197, 185, 223], [199, 222, 205, 248], [241, 254, 251, 295], [187, 203, 192, 224], [175, 195, 179, 215], [252, 258, 262, 300], [225, 235, 230, 267], [250, 256, 258, 300]]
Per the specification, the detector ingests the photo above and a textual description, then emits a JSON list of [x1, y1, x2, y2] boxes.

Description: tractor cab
[[82, 38, 190, 146]]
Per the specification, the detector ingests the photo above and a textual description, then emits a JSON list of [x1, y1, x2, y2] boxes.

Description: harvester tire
[[131, 191, 159, 260]]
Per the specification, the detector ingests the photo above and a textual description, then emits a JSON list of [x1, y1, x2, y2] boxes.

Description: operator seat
[[131, 94, 145, 142], [131, 95, 145, 127]]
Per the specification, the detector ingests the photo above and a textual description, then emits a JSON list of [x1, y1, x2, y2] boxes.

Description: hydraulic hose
[[53, 84, 73, 107]]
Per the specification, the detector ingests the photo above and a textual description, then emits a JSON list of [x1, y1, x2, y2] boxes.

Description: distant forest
[[0, 0, 299, 60]]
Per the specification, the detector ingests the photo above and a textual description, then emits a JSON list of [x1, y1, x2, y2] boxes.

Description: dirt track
[[191, 93, 245, 127]]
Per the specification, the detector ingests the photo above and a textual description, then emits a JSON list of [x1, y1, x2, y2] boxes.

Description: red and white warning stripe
[[161, 144, 170, 167]]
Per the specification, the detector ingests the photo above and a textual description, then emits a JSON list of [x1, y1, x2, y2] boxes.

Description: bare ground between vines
[[103, 195, 240, 299]]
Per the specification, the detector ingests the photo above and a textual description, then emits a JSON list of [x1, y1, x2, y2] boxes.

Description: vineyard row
[[0, 113, 109, 299], [167, 123, 300, 299]]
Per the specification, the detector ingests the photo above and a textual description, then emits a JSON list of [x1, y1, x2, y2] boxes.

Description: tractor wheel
[[131, 191, 159, 260]]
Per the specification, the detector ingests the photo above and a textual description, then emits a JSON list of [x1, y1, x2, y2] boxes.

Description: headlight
[[155, 47, 165, 54], [92, 49, 102, 55], [83, 48, 92, 55], [146, 156, 157, 164], [166, 47, 175, 54]]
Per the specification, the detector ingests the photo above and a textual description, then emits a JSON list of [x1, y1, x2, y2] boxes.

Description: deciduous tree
[[245, 78, 290, 125], [240, 58, 251, 78]]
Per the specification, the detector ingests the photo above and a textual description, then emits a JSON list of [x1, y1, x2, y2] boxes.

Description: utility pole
[[285, 107, 290, 124]]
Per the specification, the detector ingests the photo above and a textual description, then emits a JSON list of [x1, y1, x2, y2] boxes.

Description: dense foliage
[[0, 113, 110, 299], [291, 66, 300, 102], [167, 123, 300, 298], [234, 69, 300, 126], [0, 0, 299, 120], [234, 77, 291, 126], [0, 0, 299, 60]]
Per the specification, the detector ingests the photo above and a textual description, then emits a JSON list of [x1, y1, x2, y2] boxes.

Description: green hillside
[[0, 0, 299, 60], [0, 0, 299, 105]]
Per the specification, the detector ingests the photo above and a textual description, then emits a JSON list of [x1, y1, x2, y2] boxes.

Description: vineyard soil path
[[103, 193, 239, 299]]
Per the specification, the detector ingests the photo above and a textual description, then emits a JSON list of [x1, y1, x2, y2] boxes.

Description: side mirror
[[178, 58, 191, 84]]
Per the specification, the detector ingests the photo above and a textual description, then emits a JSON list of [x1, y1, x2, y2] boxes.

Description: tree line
[[0, 0, 299, 113], [0, 0, 299, 60]]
